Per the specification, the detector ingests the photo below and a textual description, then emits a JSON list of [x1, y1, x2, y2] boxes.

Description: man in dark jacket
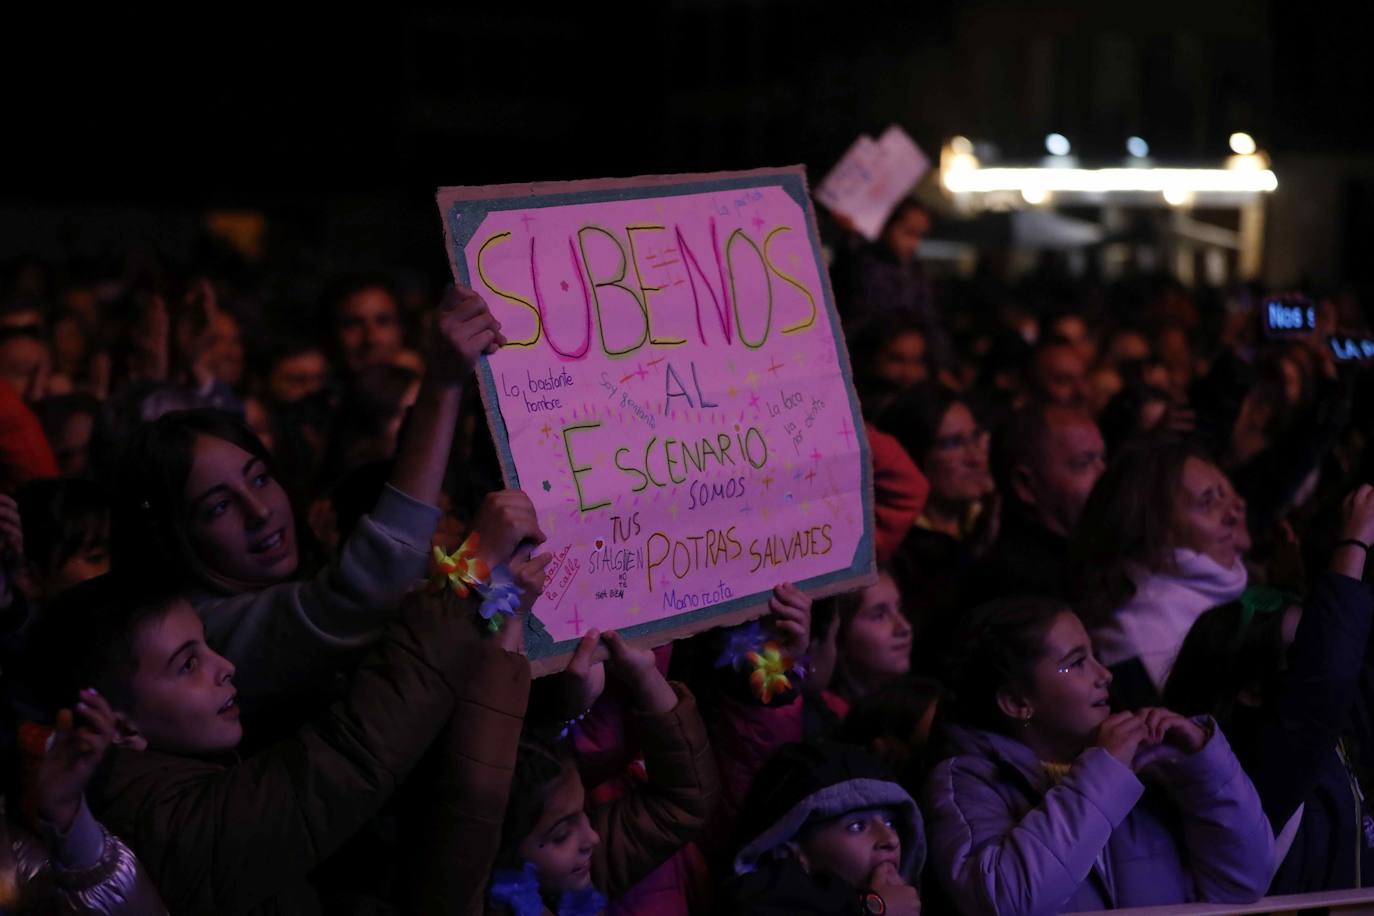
[[963, 403, 1105, 608]]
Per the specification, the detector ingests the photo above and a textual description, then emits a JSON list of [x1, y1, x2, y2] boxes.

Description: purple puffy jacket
[[923, 720, 1275, 916]]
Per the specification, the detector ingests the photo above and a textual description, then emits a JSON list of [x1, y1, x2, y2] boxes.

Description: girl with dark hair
[[923, 597, 1274, 915], [1070, 441, 1249, 706], [484, 631, 718, 916], [106, 287, 544, 725], [808, 570, 913, 722], [1165, 484, 1374, 894]]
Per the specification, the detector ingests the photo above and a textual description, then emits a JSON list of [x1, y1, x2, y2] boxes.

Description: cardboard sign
[[439, 167, 874, 674], [816, 125, 930, 241]]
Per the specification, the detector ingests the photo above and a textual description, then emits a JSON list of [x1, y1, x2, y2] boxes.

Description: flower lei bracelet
[[432, 534, 525, 632], [431, 533, 489, 598], [715, 620, 804, 704]]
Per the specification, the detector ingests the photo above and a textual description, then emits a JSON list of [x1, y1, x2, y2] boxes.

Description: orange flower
[[430, 535, 490, 598], [746, 641, 794, 704]]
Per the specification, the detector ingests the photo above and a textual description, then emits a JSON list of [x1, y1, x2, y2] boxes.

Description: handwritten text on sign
[[442, 171, 870, 659]]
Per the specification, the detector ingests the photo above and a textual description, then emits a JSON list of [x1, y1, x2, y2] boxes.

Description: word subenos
[[474, 215, 819, 359]]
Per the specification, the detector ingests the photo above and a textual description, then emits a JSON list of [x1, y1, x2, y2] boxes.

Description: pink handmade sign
[[439, 167, 874, 674]]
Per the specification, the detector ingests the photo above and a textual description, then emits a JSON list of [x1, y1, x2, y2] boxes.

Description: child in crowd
[[923, 596, 1274, 914], [527, 584, 812, 916], [28, 550, 545, 914], [107, 286, 542, 729], [485, 630, 718, 916], [808, 569, 914, 726], [1071, 441, 1250, 706], [1166, 483, 1374, 893], [722, 741, 925, 915]]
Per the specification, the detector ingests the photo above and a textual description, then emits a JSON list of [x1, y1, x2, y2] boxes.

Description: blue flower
[[716, 620, 766, 670], [489, 862, 543, 916], [477, 563, 523, 621]]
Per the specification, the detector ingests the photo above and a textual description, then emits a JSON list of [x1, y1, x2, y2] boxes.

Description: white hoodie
[[1092, 548, 1248, 693]]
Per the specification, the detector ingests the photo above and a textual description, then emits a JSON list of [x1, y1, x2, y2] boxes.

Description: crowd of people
[[0, 196, 1371, 915]]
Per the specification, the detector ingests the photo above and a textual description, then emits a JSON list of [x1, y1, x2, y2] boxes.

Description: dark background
[[4, 1, 1373, 284]]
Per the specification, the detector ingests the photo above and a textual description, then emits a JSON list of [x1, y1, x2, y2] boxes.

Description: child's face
[[518, 766, 601, 896], [183, 435, 298, 587], [841, 574, 912, 684], [1017, 612, 1113, 747], [127, 599, 241, 755], [799, 806, 903, 889]]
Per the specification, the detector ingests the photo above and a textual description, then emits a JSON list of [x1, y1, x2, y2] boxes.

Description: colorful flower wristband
[[431, 533, 490, 599], [476, 563, 523, 633], [716, 620, 798, 703]]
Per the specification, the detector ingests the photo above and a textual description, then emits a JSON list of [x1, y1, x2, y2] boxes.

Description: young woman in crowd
[[105, 286, 543, 728], [872, 382, 996, 639], [1071, 441, 1250, 706], [1166, 483, 1374, 893], [923, 597, 1274, 915]]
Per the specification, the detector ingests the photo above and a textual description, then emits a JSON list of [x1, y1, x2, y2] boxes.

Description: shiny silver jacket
[[0, 798, 164, 914]]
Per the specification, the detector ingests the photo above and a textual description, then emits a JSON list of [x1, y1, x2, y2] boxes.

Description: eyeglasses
[[931, 427, 988, 453]]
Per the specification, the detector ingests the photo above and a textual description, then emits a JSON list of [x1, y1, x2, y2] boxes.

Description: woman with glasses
[[872, 381, 996, 675]]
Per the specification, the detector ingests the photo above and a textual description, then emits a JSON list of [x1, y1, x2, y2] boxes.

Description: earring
[[1021, 711, 1033, 728]]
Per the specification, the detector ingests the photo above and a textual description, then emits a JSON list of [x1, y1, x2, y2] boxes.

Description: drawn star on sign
[[745, 370, 760, 387]]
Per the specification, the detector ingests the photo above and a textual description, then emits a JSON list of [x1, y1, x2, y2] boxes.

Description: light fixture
[[942, 167, 1277, 195], [1127, 136, 1150, 158], [1162, 188, 1195, 207], [1228, 132, 1257, 155], [1045, 133, 1071, 156], [1021, 188, 1050, 205], [950, 135, 974, 155]]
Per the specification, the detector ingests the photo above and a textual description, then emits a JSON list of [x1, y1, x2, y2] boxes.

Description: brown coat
[[481, 683, 719, 916], [90, 594, 530, 916]]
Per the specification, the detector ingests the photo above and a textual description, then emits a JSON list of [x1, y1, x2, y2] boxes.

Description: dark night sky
[[5, 0, 1374, 280]]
